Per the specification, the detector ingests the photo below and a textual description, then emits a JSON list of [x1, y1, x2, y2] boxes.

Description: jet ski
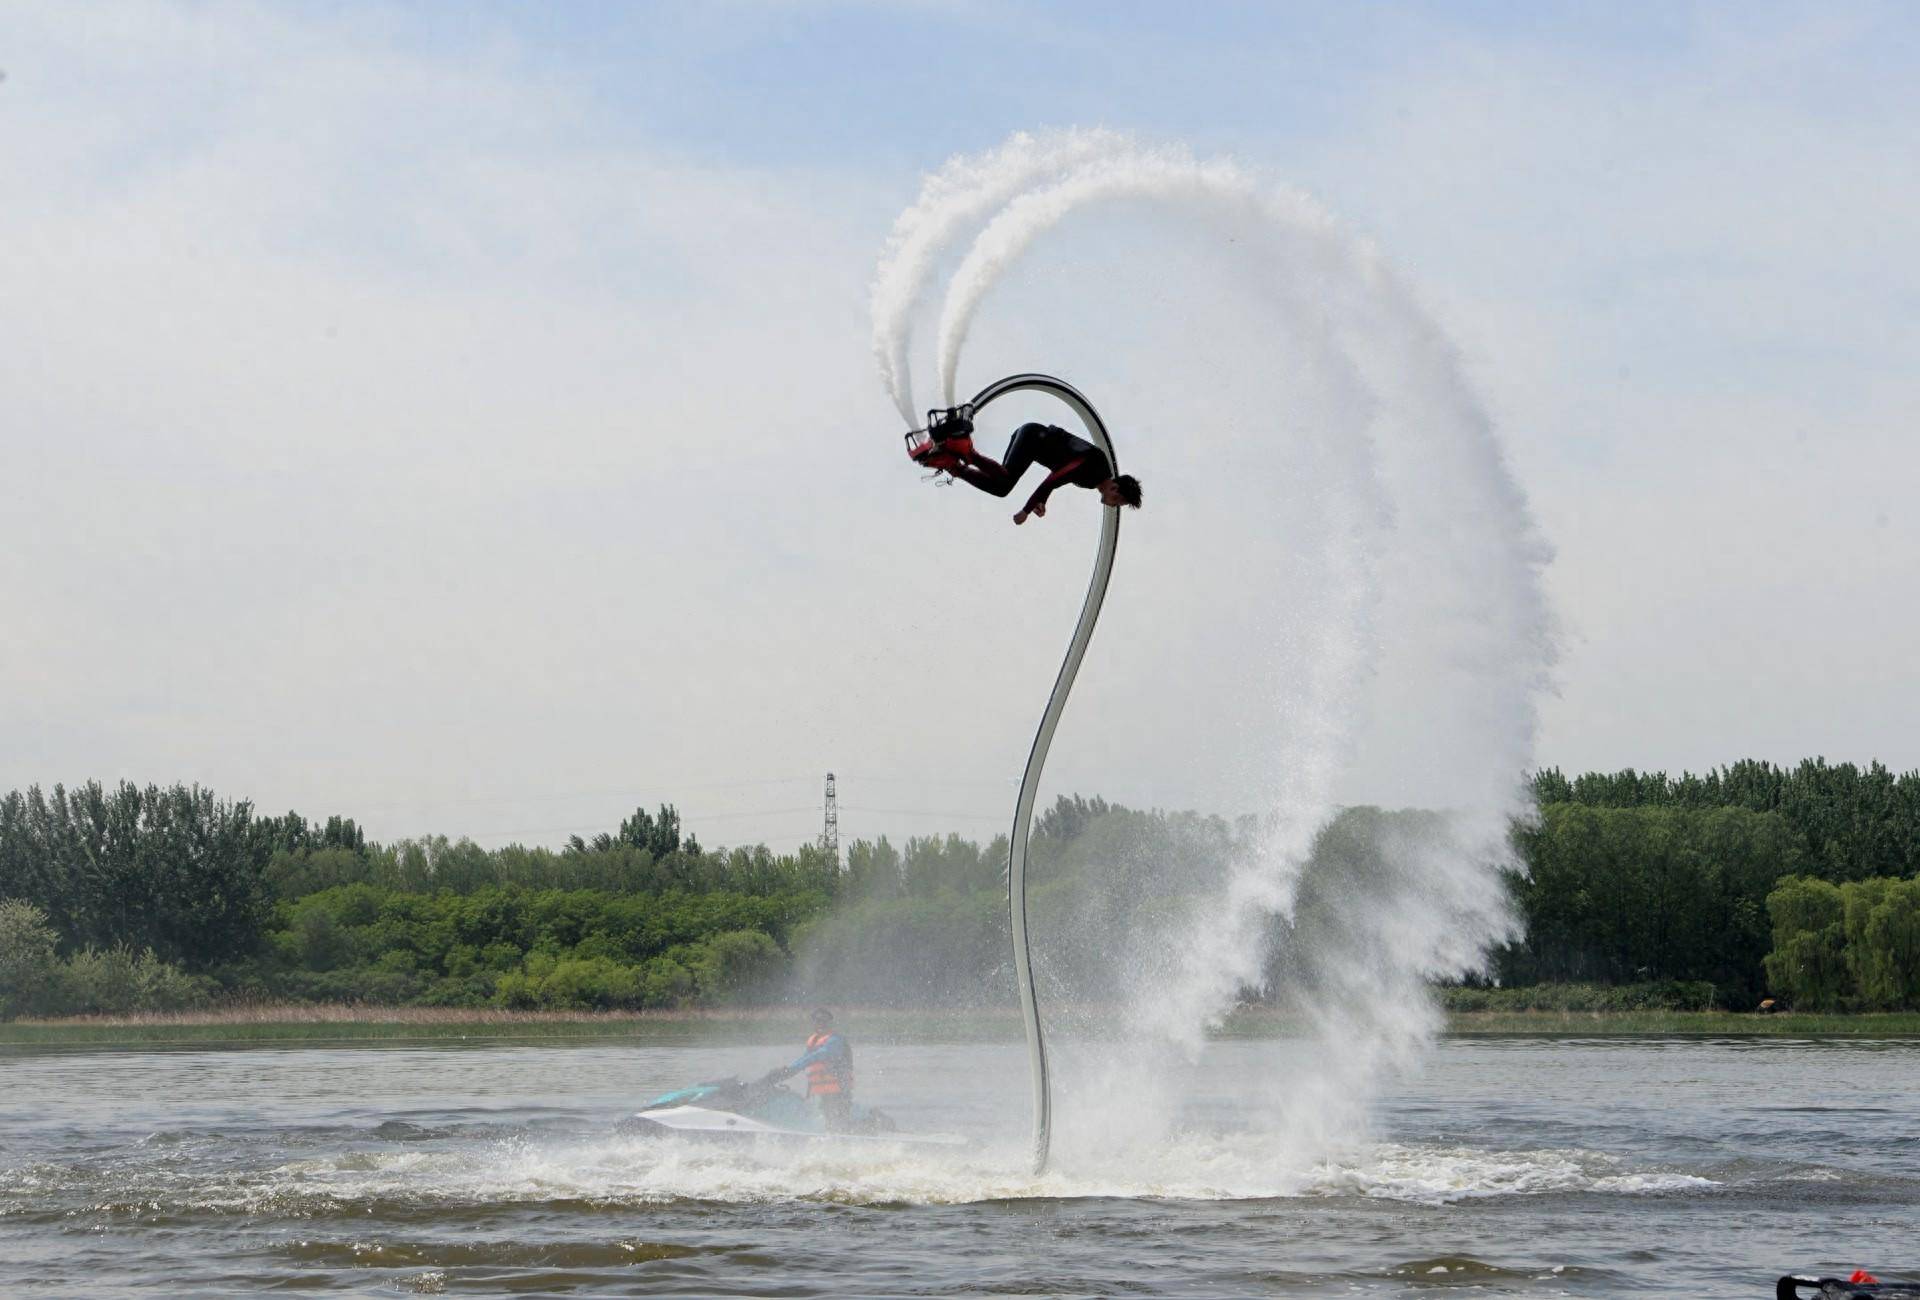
[[626, 1076, 966, 1147]]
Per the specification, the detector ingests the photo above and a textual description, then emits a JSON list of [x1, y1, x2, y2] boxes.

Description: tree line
[[0, 781, 842, 1017], [1530, 758, 1920, 880], [1506, 760, 1920, 1005], [3, 758, 1918, 1018]]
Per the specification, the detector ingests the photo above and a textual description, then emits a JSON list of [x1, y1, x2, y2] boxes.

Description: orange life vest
[[804, 1031, 851, 1096]]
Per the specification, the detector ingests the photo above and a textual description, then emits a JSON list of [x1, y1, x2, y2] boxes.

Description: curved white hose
[[966, 372, 1120, 1176]]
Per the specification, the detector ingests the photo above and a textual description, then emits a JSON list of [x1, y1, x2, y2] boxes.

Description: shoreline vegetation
[[4, 1003, 1919, 1048], [6, 761, 1920, 1026]]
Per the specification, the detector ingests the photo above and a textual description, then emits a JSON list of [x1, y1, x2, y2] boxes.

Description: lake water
[[2, 1035, 1916, 1296]]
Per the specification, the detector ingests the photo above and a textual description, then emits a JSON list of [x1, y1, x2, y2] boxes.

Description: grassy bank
[[1212, 1006, 1920, 1038], [1438, 1009, 1920, 1036], [0, 1005, 1014, 1048], [5, 1003, 1920, 1047]]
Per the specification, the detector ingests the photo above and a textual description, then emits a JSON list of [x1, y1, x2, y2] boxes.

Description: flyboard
[[908, 373, 1122, 1176]]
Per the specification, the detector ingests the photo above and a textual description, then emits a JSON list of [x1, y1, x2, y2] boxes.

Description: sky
[[2, 1, 1916, 852]]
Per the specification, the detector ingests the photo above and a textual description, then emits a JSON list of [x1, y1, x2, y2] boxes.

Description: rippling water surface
[[3, 1036, 1916, 1296]]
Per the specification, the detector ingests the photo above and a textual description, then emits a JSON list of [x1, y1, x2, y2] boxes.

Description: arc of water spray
[[963, 372, 1121, 1177], [878, 127, 1550, 1176], [870, 129, 1131, 424]]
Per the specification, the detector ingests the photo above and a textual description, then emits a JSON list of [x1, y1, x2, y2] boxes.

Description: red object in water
[[1852, 1271, 1881, 1285]]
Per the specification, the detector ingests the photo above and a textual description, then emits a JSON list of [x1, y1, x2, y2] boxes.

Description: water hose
[[964, 373, 1121, 1175]]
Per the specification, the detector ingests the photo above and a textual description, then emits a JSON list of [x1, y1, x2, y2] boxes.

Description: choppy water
[[2, 1036, 1916, 1296]]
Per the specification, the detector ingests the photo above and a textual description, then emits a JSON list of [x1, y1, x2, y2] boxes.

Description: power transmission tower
[[819, 771, 839, 861]]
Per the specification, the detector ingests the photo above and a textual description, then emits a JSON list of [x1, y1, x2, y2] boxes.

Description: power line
[[840, 803, 1009, 822], [303, 774, 824, 816], [374, 783, 1024, 847], [295, 772, 1023, 821], [415, 804, 824, 844], [835, 772, 1020, 789]]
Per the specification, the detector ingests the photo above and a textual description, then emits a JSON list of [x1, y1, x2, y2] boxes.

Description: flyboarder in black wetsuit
[[911, 419, 1142, 524]]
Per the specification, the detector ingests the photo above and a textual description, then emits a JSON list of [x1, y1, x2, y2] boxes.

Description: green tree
[[0, 899, 60, 1018], [1499, 803, 1802, 1002], [0, 782, 272, 967], [843, 836, 904, 900], [1535, 758, 1920, 881], [1762, 876, 1849, 1009], [689, 929, 787, 1005], [1850, 878, 1920, 1010], [52, 946, 210, 1015]]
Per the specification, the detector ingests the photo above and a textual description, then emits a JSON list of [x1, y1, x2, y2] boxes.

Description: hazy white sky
[[3, 2, 1915, 851]]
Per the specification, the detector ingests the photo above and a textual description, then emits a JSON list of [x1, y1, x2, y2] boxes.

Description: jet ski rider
[[911, 413, 1143, 524], [762, 1008, 854, 1132]]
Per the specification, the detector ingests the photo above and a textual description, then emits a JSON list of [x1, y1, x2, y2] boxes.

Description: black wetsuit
[[951, 423, 1111, 512]]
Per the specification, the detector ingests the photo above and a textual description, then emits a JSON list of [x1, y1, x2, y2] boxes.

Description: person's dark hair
[[811, 1007, 833, 1025], [1113, 474, 1143, 509]]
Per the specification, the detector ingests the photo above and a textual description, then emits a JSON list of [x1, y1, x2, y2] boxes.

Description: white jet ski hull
[[630, 1105, 966, 1147]]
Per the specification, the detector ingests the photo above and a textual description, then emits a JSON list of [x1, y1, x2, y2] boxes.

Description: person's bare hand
[[1031, 501, 1046, 517], [1013, 510, 1029, 525]]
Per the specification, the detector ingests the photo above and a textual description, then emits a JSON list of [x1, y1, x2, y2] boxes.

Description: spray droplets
[[871, 130, 1554, 1170]]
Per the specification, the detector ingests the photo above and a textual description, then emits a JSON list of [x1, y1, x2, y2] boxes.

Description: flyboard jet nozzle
[[927, 403, 974, 439]]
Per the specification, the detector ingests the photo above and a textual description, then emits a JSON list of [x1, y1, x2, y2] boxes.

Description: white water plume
[[932, 145, 1322, 407], [872, 130, 1554, 1167], [870, 129, 1132, 424]]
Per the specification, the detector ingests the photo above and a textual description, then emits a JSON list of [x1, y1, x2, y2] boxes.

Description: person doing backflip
[[911, 413, 1143, 524], [762, 1007, 854, 1132]]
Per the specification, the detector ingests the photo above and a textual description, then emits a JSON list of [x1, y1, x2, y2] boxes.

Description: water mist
[[872, 130, 1555, 1177]]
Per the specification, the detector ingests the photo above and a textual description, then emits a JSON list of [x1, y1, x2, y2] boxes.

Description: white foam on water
[[1313, 1143, 1718, 1205], [235, 1134, 1708, 1210]]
